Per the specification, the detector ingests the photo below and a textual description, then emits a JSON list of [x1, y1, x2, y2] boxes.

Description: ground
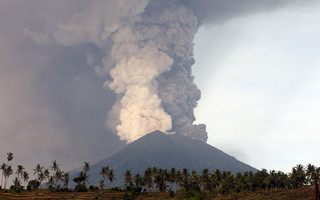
[[0, 186, 316, 200]]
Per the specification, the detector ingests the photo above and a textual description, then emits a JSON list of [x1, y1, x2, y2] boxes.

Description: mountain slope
[[70, 130, 256, 187]]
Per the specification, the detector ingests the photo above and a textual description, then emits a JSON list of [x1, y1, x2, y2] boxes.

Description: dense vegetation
[[1, 152, 319, 199]]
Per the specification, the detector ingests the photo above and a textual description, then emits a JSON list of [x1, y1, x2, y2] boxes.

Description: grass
[[0, 186, 316, 200]]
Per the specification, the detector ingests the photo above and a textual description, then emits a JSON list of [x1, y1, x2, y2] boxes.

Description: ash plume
[[21, 0, 312, 144], [105, 0, 208, 142]]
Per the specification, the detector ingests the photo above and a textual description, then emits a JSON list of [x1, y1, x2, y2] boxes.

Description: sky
[[194, 4, 320, 172], [0, 0, 319, 177]]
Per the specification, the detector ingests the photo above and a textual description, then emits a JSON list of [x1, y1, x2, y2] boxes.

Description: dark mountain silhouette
[[70, 130, 256, 187]]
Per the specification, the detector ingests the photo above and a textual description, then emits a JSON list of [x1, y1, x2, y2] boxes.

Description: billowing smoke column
[[105, 0, 207, 143], [24, 0, 208, 143]]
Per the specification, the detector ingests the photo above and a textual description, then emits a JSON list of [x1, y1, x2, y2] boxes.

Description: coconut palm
[[124, 170, 133, 186], [23, 171, 29, 188], [181, 168, 189, 189], [33, 164, 43, 176], [55, 170, 63, 188], [44, 168, 50, 184], [63, 172, 69, 188], [290, 164, 306, 188], [82, 162, 90, 186], [100, 165, 109, 185], [38, 172, 46, 188], [16, 165, 25, 182], [50, 160, 60, 172], [99, 180, 105, 190], [7, 152, 13, 163], [143, 167, 153, 191], [12, 177, 21, 190], [169, 168, 176, 190], [306, 164, 320, 200], [3, 165, 13, 189], [200, 168, 210, 193], [190, 170, 200, 192], [108, 169, 115, 188], [134, 173, 143, 187], [0, 163, 6, 188]]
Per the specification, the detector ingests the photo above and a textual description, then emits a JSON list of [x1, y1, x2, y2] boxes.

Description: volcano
[[70, 130, 256, 187]]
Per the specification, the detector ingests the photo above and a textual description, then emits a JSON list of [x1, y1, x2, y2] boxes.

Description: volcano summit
[[70, 130, 256, 187]]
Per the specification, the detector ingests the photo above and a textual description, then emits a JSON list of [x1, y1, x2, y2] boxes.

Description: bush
[[27, 179, 40, 190], [89, 185, 95, 190], [110, 187, 121, 191], [74, 184, 88, 192], [169, 189, 175, 198]]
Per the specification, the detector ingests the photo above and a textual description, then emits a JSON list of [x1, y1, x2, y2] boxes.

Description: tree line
[[1, 152, 319, 199]]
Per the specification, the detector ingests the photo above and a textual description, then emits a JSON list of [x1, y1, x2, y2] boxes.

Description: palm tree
[[100, 165, 109, 187], [33, 164, 43, 176], [44, 168, 50, 185], [54, 170, 64, 188], [50, 160, 60, 172], [63, 172, 69, 189], [182, 168, 189, 189], [154, 168, 167, 192], [108, 169, 115, 188], [0, 163, 6, 189], [290, 164, 306, 188], [47, 176, 54, 188], [143, 167, 153, 191], [306, 164, 320, 200], [22, 171, 29, 188], [169, 168, 177, 191], [16, 165, 25, 182], [38, 172, 46, 188], [200, 168, 210, 193], [99, 180, 105, 190], [134, 173, 143, 187], [83, 162, 90, 186], [7, 152, 13, 163], [12, 177, 21, 190], [124, 170, 133, 186], [3, 165, 13, 189], [190, 170, 200, 192]]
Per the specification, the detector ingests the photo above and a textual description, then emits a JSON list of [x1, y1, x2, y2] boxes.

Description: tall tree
[[16, 165, 25, 183], [100, 165, 109, 188], [108, 169, 115, 188], [124, 170, 133, 187], [143, 167, 153, 191], [63, 172, 70, 189], [50, 160, 60, 172], [3, 165, 13, 189], [0, 163, 6, 188], [7, 152, 13, 163], [55, 170, 63, 188], [82, 162, 90, 186], [22, 171, 29, 188]]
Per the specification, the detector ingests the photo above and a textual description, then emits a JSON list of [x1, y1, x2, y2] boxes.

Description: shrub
[[74, 184, 88, 192]]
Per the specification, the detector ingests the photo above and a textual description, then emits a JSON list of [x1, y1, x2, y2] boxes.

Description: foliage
[[27, 179, 40, 190], [74, 183, 88, 192]]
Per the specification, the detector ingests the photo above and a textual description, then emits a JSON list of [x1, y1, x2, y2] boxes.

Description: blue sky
[[193, 4, 320, 172]]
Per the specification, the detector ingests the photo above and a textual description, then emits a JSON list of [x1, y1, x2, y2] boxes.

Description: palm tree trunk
[[0, 173, 3, 188], [4, 177, 7, 189], [315, 177, 319, 200]]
